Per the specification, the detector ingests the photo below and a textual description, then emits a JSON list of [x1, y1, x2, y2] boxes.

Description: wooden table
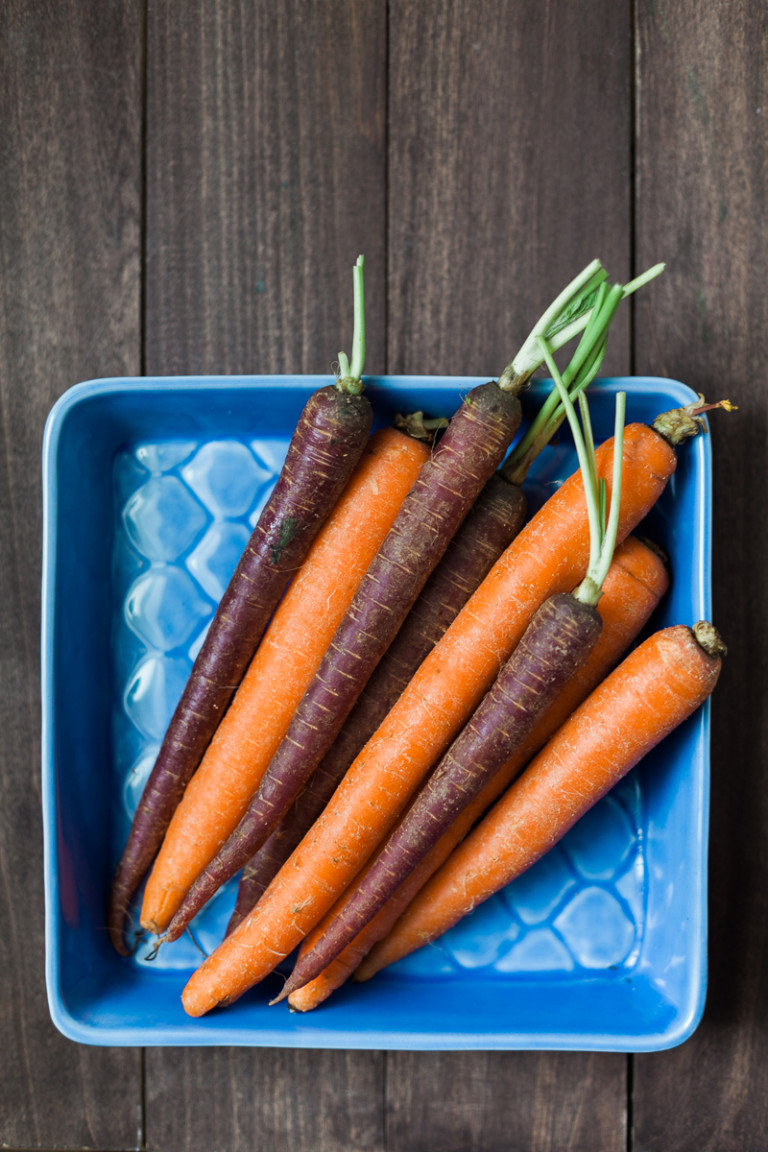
[[2, 2, 766, 1148]]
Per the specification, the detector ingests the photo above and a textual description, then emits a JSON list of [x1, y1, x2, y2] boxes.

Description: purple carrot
[[160, 260, 612, 945], [274, 373, 627, 1003], [108, 258, 373, 955], [225, 473, 527, 935]]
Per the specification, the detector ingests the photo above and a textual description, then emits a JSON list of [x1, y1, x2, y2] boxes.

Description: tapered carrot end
[[269, 965, 309, 1005], [107, 887, 146, 957], [268, 984, 292, 1007], [181, 993, 207, 1018], [140, 880, 189, 936]]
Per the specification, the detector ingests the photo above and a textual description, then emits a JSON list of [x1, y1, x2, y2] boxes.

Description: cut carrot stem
[[179, 401, 704, 1017], [358, 623, 724, 978], [288, 534, 669, 1011], [140, 425, 430, 934]]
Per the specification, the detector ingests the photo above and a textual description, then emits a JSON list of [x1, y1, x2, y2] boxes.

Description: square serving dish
[[42, 374, 711, 1050]]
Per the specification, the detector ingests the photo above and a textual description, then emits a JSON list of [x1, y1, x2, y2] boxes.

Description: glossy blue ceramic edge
[[41, 375, 712, 1050]]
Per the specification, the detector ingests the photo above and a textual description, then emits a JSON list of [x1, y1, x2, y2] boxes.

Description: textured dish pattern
[[111, 437, 646, 977], [390, 780, 645, 980]]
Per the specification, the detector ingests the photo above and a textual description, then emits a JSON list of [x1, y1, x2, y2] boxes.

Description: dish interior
[[43, 375, 710, 1048]]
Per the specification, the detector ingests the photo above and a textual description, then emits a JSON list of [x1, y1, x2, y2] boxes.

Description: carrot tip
[[108, 906, 146, 957], [268, 985, 291, 1007]]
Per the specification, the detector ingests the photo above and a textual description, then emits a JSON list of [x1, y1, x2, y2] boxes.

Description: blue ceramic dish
[[42, 375, 711, 1049]]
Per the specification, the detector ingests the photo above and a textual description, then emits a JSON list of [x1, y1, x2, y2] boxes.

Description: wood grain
[[144, 3, 387, 1148], [386, 0, 633, 380], [145, 0, 387, 377], [147, 1048, 385, 1152], [385, 1052, 626, 1152], [633, 1, 768, 1149], [0, 0, 143, 1147]]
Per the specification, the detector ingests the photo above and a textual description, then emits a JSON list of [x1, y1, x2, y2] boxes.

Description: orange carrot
[[181, 410, 701, 1018], [356, 622, 724, 978], [140, 426, 429, 934], [287, 534, 669, 1011]]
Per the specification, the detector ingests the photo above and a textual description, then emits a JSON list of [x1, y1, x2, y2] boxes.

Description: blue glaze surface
[[42, 375, 711, 1049]]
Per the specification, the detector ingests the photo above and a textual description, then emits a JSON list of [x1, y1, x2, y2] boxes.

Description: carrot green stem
[[337, 255, 366, 395], [578, 391, 600, 537], [503, 262, 664, 484], [621, 262, 665, 297], [501, 284, 619, 482], [537, 335, 626, 607], [591, 391, 626, 595], [497, 259, 609, 392]]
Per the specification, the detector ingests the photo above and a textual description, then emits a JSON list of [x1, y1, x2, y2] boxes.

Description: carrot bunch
[[108, 252, 729, 1023], [158, 260, 632, 947], [114, 256, 616, 954], [179, 394, 728, 1019], [272, 369, 631, 1003]]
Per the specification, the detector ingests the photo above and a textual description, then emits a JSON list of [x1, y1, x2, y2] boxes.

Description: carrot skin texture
[[165, 382, 522, 943], [180, 424, 678, 1016], [289, 534, 669, 1011], [226, 474, 527, 935], [360, 624, 722, 977], [139, 427, 429, 934], [279, 592, 603, 999], [108, 385, 372, 954]]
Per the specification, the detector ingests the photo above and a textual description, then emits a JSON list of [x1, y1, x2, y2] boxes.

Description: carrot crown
[[539, 335, 626, 608], [502, 263, 664, 485], [336, 255, 366, 395], [497, 258, 610, 393]]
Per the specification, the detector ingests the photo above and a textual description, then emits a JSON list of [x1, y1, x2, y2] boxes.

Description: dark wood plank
[[386, 1052, 626, 1152], [385, 3, 631, 1148], [0, 0, 143, 1147], [633, 2, 768, 1149], [148, 1048, 385, 1152], [145, 0, 387, 377], [143, 4, 387, 1149], [386, 0, 633, 380]]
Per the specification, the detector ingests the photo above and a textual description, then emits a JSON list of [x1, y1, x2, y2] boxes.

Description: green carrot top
[[336, 255, 366, 395], [497, 258, 610, 394], [537, 335, 627, 609], [501, 263, 664, 485]]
